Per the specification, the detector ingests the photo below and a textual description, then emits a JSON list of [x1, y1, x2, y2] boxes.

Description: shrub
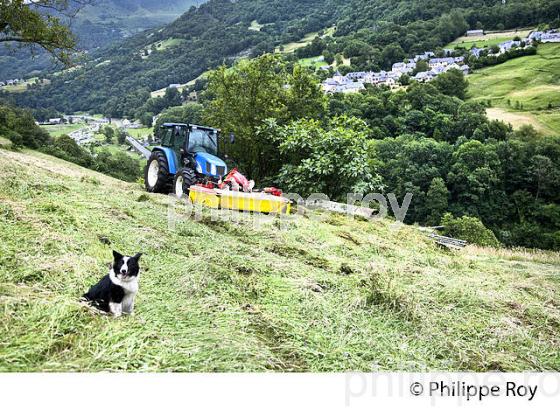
[[94, 150, 143, 182], [441, 213, 500, 247], [43, 135, 94, 168]]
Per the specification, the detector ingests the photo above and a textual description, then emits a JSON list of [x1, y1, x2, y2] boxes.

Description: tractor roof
[[161, 123, 219, 132]]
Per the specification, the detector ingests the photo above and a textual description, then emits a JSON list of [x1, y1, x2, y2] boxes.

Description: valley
[[1, 0, 560, 377]]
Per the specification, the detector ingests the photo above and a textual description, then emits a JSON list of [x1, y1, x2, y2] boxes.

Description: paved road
[[125, 135, 151, 159]]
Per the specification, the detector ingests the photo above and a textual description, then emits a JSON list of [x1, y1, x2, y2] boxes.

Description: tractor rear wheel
[[174, 168, 197, 199], [144, 151, 172, 193]]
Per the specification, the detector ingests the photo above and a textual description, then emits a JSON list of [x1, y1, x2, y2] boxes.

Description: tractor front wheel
[[174, 168, 197, 199], [144, 151, 172, 193]]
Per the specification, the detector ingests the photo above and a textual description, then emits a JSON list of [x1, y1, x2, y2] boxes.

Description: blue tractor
[[144, 123, 229, 197]]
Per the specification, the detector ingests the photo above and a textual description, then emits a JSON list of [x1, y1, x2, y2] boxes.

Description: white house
[[466, 29, 484, 37], [428, 57, 456, 68], [414, 71, 435, 82], [499, 40, 521, 53], [541, 31, 560, 43]]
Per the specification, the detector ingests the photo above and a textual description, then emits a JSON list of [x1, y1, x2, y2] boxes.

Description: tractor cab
[[144, 123, 228, 196]]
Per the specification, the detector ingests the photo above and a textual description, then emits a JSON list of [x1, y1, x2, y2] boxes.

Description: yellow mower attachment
[[189, 186, 291, 214], [189, 185, 220, 209]]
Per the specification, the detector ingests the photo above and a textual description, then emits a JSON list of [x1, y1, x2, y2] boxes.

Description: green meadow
[[1, 148, 559, 371], [41, 123, 86, 137], [447, 29, 532, 49], [468, 43, 560, 135]]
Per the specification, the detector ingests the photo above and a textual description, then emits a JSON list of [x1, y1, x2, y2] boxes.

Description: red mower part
[[224, 168, 254, 192], [196, 182, 215, 189], [263, 187, 283, 197]]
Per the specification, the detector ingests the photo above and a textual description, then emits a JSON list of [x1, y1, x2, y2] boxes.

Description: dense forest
[[10, 0, 560, 116]]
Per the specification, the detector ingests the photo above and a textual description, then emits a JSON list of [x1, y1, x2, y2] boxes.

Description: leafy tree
[[204, 55, 288, 180], [0, 103, 51, 148], [0, 0, 82, 64], [447, 140, 504, 223], [204, 54, 324, 181], [399, 74, 410, 86], [529, 155, 558, 200], [426, 177, 448, 225], [335, 54, 344, 66], [441, 213, 500, 247], [286, 65, 327, 120], [374, 134, 453, 223], [412, 59, 429, 75], [94, 149, 142, 182], [153, 103, 204, 137], [323, 50, 334, 65], [44, 134, 93, 168], [116, 129, 126, 145], [437, 10, 468, 44], [270, 116, 383, 201], [163, 87, 182, 107], [380, 43, 406, 70], [432, 69, 469, 100], [139, 111, 154, 128], [102, 126, 114, 144]]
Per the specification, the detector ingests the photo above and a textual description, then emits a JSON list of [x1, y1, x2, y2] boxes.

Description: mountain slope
[[1, 147, 559, 371], [0, 0, 202, 79], [12, 0, 559, 115]]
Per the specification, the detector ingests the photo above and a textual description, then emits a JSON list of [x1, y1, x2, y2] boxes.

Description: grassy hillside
[[446, 28, 532, 49], [1, 148, 559, 371], [40, 124, 85, 137], [468, 43, 560, 135]]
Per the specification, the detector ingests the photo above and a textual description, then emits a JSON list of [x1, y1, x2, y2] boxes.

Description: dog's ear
[[113, 250, 123, 260], [133, 253, 143, 260]]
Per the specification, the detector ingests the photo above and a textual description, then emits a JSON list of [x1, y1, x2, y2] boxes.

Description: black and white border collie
[[83, 250, 142, 317]]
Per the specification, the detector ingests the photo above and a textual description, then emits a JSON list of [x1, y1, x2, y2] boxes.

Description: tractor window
[[187, 129, 218, 156], [161, 128, 173, 146], [172, 127, 187, 152]]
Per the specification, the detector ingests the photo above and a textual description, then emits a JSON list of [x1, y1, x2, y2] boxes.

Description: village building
[[499, 40, 521, 53], [541, 31, 560, 43], [414, 51, 435, 62], [466, 29, 484, 36]]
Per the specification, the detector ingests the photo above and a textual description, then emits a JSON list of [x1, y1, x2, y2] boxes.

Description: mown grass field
[[275, 26, 336, 54], [40, 123, 86, 137], [126, 127, 153, 140], [298, 56, 328, 69], [0, 77, 49, 93], [1, 148, 559, 371], [468, 43, 560, 135], [447, 28, 532, 49]]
